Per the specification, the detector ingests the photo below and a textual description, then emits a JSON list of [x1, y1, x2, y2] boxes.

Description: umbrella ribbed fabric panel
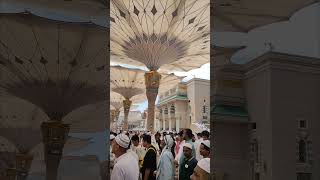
[[0, 97, 106, 134], [110, 0, 209, 131], [0, 13, 107, 180], [110, 0, 210, 72], [0, 14, 108, 121], [0, 128, 41, 154], [212, 0, 317, 32]]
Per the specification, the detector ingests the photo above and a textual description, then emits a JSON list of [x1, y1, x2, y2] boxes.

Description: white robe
[[156, 149, 175, 180], [156, 135, 175, 180], [111, 152, 139, 180]]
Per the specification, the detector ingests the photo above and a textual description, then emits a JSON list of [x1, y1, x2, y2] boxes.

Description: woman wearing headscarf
[[154, 135, 175, 180]]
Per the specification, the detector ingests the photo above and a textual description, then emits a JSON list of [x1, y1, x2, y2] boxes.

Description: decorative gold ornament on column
[[41, 121, 70, 180], [145, 71, 161, 132], [123, 98, 132, 131]]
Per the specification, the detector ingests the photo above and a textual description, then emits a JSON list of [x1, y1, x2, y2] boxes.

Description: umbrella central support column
[[145, 71, 161, 133], [16, 153, 33, 180], [6, 153, 33, 180], [123, 98, 132, 131], [41, 121, 70, 180]]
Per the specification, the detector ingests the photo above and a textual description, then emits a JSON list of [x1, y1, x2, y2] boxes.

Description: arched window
[[299, 139, 307, 163]]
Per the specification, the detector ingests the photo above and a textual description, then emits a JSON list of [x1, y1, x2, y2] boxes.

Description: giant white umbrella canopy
[[110, 0, 210, 72], [0, 13, 108, 121], [110, 0, 209, 131], [111, 65, 146, 99], [212, 0, 317, 32], [0, 96, 107, 134]]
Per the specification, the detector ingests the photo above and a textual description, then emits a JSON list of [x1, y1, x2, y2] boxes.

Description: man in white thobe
[[111, 134, 139, 180]]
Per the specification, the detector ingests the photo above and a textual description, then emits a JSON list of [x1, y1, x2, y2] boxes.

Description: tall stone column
[[164, 106, 169, 130], [159, 108, 163, 130], [168, 112, 172, 131], [145, 71, 161, 132], [41, 121, 70, 180], [123, 98, 132, 131], [170, 105, 176, 131], [175, 114, 180, 132]]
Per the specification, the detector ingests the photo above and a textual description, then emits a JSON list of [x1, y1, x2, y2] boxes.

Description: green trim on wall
[[158, 94, 188, 105], [211, 105, 248, 117]]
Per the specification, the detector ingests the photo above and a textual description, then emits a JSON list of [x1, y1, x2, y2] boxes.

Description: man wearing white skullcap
[[179, 143, 198, 180], [199, 140, 210, 159], [190, 158, 210, 180], [111, 134, 139, 180]]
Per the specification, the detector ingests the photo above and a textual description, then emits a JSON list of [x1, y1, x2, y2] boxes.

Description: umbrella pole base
[[41, 121, 70, 180]]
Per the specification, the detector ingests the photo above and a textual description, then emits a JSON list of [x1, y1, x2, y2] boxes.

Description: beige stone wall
[[213, 53, 320, 180], [186, 78, 210, 132], [244, 53, 320, 180]]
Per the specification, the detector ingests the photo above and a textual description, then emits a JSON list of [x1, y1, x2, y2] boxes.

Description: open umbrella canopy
[[0, 97, 47, 129], [212, 0, 317, 32], [0, 13, 108, 121], [1, 0, 108, 27], [211, 45, 245, 66], [0, 128, 41, 153], [111, 65, 185, 97], [63, 101, 107, 133], [110, 0, 210, 72], [110, 91, 124, 110], [0, 96, 106, 134], [111, 65, 145, 99]]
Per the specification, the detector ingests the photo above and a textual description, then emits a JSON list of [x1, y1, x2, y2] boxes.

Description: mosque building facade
[[156, 78, 210, 133], [212, 52, 320, 180]]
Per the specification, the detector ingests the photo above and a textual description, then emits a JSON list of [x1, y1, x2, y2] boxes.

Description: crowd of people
[[109, 129, 211, 180]]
